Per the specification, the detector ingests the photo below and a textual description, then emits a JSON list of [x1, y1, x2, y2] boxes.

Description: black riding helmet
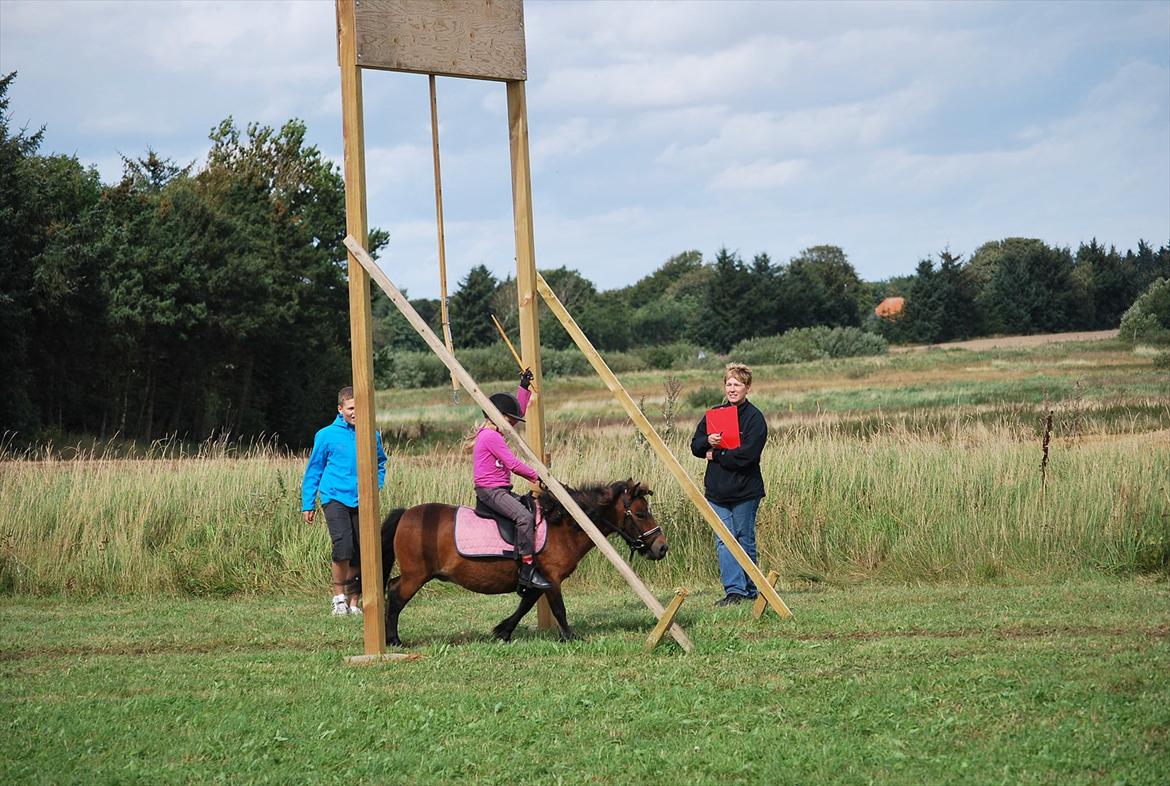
[[486, 392, 525, 422]]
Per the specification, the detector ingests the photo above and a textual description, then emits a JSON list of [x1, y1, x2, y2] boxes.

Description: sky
[[2, 0, 1168, 299]]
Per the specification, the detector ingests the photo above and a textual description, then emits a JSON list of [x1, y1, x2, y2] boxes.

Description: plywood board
[[354, 0, 526, 81]]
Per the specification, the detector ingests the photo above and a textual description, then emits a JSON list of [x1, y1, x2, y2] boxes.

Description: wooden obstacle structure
[[335, 0, 790, 658]]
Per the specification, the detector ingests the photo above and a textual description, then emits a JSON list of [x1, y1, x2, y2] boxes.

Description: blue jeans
[[709, 497, 760, 597]]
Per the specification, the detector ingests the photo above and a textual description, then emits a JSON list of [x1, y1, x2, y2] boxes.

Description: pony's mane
[[538, 479, 652, 527]]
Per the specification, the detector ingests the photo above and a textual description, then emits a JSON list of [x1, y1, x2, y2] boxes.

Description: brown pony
[[378, 480, 667, 645]]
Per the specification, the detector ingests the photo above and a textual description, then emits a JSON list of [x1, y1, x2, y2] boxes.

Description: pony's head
[[608, 479, 668, 560]]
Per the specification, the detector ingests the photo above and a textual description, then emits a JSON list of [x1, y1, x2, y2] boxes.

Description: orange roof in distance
[[875, 296, 905, 319]]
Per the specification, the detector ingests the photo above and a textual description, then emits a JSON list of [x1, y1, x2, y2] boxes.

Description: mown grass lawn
[[3, 581, 1167, 785]]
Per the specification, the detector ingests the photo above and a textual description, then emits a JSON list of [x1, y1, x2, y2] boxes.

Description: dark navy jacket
[[690, 399, 767, 504]]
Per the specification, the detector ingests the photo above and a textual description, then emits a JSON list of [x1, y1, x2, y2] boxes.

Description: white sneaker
[[348, 604, 363, 616], [331, 595, 349, 616]]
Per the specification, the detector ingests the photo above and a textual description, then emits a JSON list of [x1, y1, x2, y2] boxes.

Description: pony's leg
[[385, 573, 427, 647], [545, 590, 579, 642], [492, 588, 543, 642]]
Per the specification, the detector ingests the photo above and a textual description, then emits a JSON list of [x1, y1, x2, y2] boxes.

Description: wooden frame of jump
[[345, 236, 693, 653], [337, 0, 787, 658]]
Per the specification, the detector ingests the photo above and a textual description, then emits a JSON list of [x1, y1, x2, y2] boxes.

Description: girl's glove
[[519, 367, 534, 389]]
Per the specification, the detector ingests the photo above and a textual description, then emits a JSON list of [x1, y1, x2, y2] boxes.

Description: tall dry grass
[[2, 420, 1166, 596]]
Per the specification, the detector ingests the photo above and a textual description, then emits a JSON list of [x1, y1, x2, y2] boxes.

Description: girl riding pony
[[473, 368, 552, 591]]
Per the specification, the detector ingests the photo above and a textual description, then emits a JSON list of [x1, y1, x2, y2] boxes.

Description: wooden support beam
[[535, 273, 794, 620], [645, 588, 689, 651], [505, 79, 554, 631], [751, 570, 781, 620], [428, 74, 459, 398], [337, 0, 387, 655], [344, 235, 694, 653]]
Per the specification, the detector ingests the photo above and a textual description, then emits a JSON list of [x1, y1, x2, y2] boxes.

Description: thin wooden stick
[[490, 313, 538, 393], [535, 272, 793, 620], [344, 235, 694, 652], [429, 74, 459, 399]]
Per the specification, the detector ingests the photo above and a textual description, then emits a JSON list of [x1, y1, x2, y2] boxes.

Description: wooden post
[[506, 80, 554, 631], [644, 588, 689, 651], [429, 74, 459, 399], [751, 570, 780, 619], [535, 273, 794, 620], [337, 0, 386, 654], [344, 235, 694, 653]]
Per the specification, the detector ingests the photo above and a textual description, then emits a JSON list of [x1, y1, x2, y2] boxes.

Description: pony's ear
[[628, 480, 652, 498], [605, 481, 626, 504]]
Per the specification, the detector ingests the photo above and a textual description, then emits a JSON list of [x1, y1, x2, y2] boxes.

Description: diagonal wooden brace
[[535, 272, 793, 620], [344, 235, 694, 653]]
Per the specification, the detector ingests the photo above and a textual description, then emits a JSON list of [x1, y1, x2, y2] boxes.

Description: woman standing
[[690, 363, 767, 606]]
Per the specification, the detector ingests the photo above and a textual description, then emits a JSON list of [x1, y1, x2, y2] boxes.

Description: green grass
[[3, 582, 1168, 785]]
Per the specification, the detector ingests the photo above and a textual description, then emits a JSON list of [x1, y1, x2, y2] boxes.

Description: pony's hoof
[[559, 631, 580, 643], [492, 624, 514, 642], [387, 636, 403, 647]]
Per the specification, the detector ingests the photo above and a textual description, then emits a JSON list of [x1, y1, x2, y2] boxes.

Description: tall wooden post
[[506, 80, 554, 630], [337, 0, 386, 654]]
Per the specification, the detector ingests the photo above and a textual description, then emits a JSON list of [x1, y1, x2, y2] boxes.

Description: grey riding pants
[[474, 486, 536, 556]]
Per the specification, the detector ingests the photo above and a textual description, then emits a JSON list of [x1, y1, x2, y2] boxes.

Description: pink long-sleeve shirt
[[473, 386, 538, 488]]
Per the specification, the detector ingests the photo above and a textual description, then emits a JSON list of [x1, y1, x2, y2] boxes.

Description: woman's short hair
[[724, 363, 752, 387]]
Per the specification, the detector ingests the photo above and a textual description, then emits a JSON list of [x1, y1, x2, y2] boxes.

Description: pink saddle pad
[[454, 504, 547, 558]]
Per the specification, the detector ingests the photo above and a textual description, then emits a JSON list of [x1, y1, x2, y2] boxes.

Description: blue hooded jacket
[[301, 414, 387, 510]]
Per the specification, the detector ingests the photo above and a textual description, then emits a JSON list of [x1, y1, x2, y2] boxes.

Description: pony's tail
[[380, 508, 406, 588]]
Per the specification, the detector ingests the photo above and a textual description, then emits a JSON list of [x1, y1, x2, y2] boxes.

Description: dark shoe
[[518, 563, 552, 591], [714, 593, 748, 607]]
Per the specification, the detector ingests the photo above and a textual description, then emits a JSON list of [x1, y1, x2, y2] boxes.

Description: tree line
[[2, 72, 1166, 446]]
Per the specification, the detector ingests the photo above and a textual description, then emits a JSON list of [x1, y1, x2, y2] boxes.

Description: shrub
[[730, 326, 887, 365], [686, 385, 724, 409], [635, 342, 720, 371], [1119, 278, 1170, 344]]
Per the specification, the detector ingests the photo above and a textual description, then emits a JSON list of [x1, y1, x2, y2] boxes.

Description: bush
[[730, 326, 887, 365], [1119, 278, 1170, 344], [635, 342, 720, 371], [686, 385, 724, 409]]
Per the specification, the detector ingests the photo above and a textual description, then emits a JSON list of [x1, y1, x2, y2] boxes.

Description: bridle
[[613, 493, 662, 558]]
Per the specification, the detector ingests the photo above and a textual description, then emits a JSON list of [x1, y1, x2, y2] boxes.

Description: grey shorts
[[322, 500, 360, 564]]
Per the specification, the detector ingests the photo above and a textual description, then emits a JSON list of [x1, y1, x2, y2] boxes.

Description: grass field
[[2, 335, 1168, 783], [3, 583, 1168, 785]]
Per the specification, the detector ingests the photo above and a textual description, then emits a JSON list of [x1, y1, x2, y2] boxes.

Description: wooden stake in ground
[[535, 272, 793, 620], [344, 235, 693, 653], [645, 588, 689, 651]]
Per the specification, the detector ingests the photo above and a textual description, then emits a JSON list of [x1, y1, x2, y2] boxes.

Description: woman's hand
[[708, 432, 723, 447], [519, 367, 534, 389], [705, 449, 715, 461]]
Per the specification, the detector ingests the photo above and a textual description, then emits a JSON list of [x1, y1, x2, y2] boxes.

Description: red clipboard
[[705, 406, 741, 450]]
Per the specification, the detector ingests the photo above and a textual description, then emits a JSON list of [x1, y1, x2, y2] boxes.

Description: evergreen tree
[[449, 264, 500, 348], [703, 247, 751, 351], [782, 245, 864, 329]]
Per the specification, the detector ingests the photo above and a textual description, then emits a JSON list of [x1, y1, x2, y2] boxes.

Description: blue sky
[[2, 0, 1168, 299]]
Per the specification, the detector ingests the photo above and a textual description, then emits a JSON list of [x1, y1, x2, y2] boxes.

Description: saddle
[[473, 493, 537, 546], [454, 495, 547, 559]]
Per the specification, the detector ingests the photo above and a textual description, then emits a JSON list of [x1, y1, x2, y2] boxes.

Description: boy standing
[[302, 386, 387, 616]]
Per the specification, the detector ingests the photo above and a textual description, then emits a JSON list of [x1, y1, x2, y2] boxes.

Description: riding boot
[[517, 561, 552, 591]]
